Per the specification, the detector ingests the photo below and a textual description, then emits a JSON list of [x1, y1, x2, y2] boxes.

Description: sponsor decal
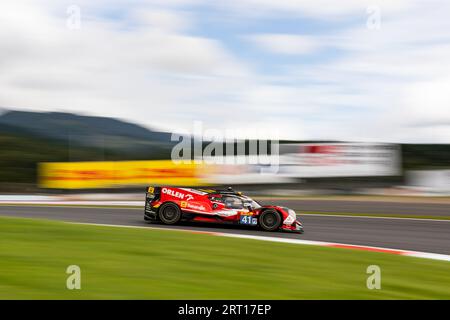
[[240, 215, 257, 225], [186, 203, 206, 211], [180, 199, 205, 212], [162, 188, 194, 201], [179, 188, 208, 195], [214, 209, 240, 217]]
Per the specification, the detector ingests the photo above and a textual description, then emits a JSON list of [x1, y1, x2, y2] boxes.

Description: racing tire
[[158, 203, 182, 225], [259, 209, 282, 231]]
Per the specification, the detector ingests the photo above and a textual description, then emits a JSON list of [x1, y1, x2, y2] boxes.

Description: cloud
[[400, 78, 450, 125], [129, 8, 193, 31], [0, 1, 252, 133], [246, 34, 319, 55], [247, 1, 450, 142], [222, 0, 410, 18], [0, 0, 449, 143]]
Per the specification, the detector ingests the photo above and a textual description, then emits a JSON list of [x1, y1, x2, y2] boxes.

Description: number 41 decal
[[240, 215, 257, 225]]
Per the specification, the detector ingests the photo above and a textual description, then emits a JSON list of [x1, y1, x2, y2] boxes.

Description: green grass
[[0, 216, 449, 299]]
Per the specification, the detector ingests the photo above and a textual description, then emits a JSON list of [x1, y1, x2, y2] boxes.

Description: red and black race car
[[144, 186, 303, 233]]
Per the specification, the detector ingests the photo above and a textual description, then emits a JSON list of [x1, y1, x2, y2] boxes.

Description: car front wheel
[[259, 209, 281, 231]]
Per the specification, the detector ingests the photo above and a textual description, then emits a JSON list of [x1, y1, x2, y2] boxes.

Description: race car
[[144, 186, 303, 233]]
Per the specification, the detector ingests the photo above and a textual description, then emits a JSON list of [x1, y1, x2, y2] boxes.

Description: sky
[[0, 0, 449, 142]]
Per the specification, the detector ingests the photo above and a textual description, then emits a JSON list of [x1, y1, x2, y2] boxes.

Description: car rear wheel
[[259, 209, 281, 231], [158, 203, 182, 225]]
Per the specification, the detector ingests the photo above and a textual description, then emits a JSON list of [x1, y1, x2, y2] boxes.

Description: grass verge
[[0, 216, 449, 299]]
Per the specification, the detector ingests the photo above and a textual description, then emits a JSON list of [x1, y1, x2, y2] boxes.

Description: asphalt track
[[1, 203, 449, 254], [258, 199, 450, 218]]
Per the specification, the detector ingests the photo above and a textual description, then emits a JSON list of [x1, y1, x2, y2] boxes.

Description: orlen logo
[[162, 188, 194, 201]]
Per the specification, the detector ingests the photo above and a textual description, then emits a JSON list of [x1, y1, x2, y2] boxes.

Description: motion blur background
[[1, 0, 450, 301], [0, 0, 449, 196]]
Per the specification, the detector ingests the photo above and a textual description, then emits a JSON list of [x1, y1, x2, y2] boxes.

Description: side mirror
[[244, 203, 253, 211]]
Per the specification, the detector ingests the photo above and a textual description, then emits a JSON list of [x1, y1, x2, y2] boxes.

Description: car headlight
[[283, 209, 297, 224]]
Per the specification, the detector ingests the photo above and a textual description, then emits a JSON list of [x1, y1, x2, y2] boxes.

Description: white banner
[[278, 143, 400, 178]]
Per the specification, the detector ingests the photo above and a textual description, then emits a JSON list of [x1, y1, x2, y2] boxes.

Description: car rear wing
[[146, 186, 161, 201]]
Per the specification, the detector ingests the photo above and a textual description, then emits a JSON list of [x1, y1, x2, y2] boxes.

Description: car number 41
[[240, 215, 257, 225]]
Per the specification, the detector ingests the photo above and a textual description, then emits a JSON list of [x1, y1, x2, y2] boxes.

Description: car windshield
[[243, 198, 261, 209], [223, 196, 244, 209], [220, 195, 261, 210]]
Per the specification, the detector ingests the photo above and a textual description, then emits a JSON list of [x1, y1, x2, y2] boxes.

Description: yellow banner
[[38, 160, 205, 189]]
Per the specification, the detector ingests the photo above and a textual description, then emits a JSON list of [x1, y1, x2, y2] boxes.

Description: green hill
[[0, 124, 107, 186], [0, 110, 173, 153]]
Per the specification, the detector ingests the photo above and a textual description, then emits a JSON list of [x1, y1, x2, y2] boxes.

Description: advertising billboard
[[278, 143, 400, 177], [39, 160, 205, 189]]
